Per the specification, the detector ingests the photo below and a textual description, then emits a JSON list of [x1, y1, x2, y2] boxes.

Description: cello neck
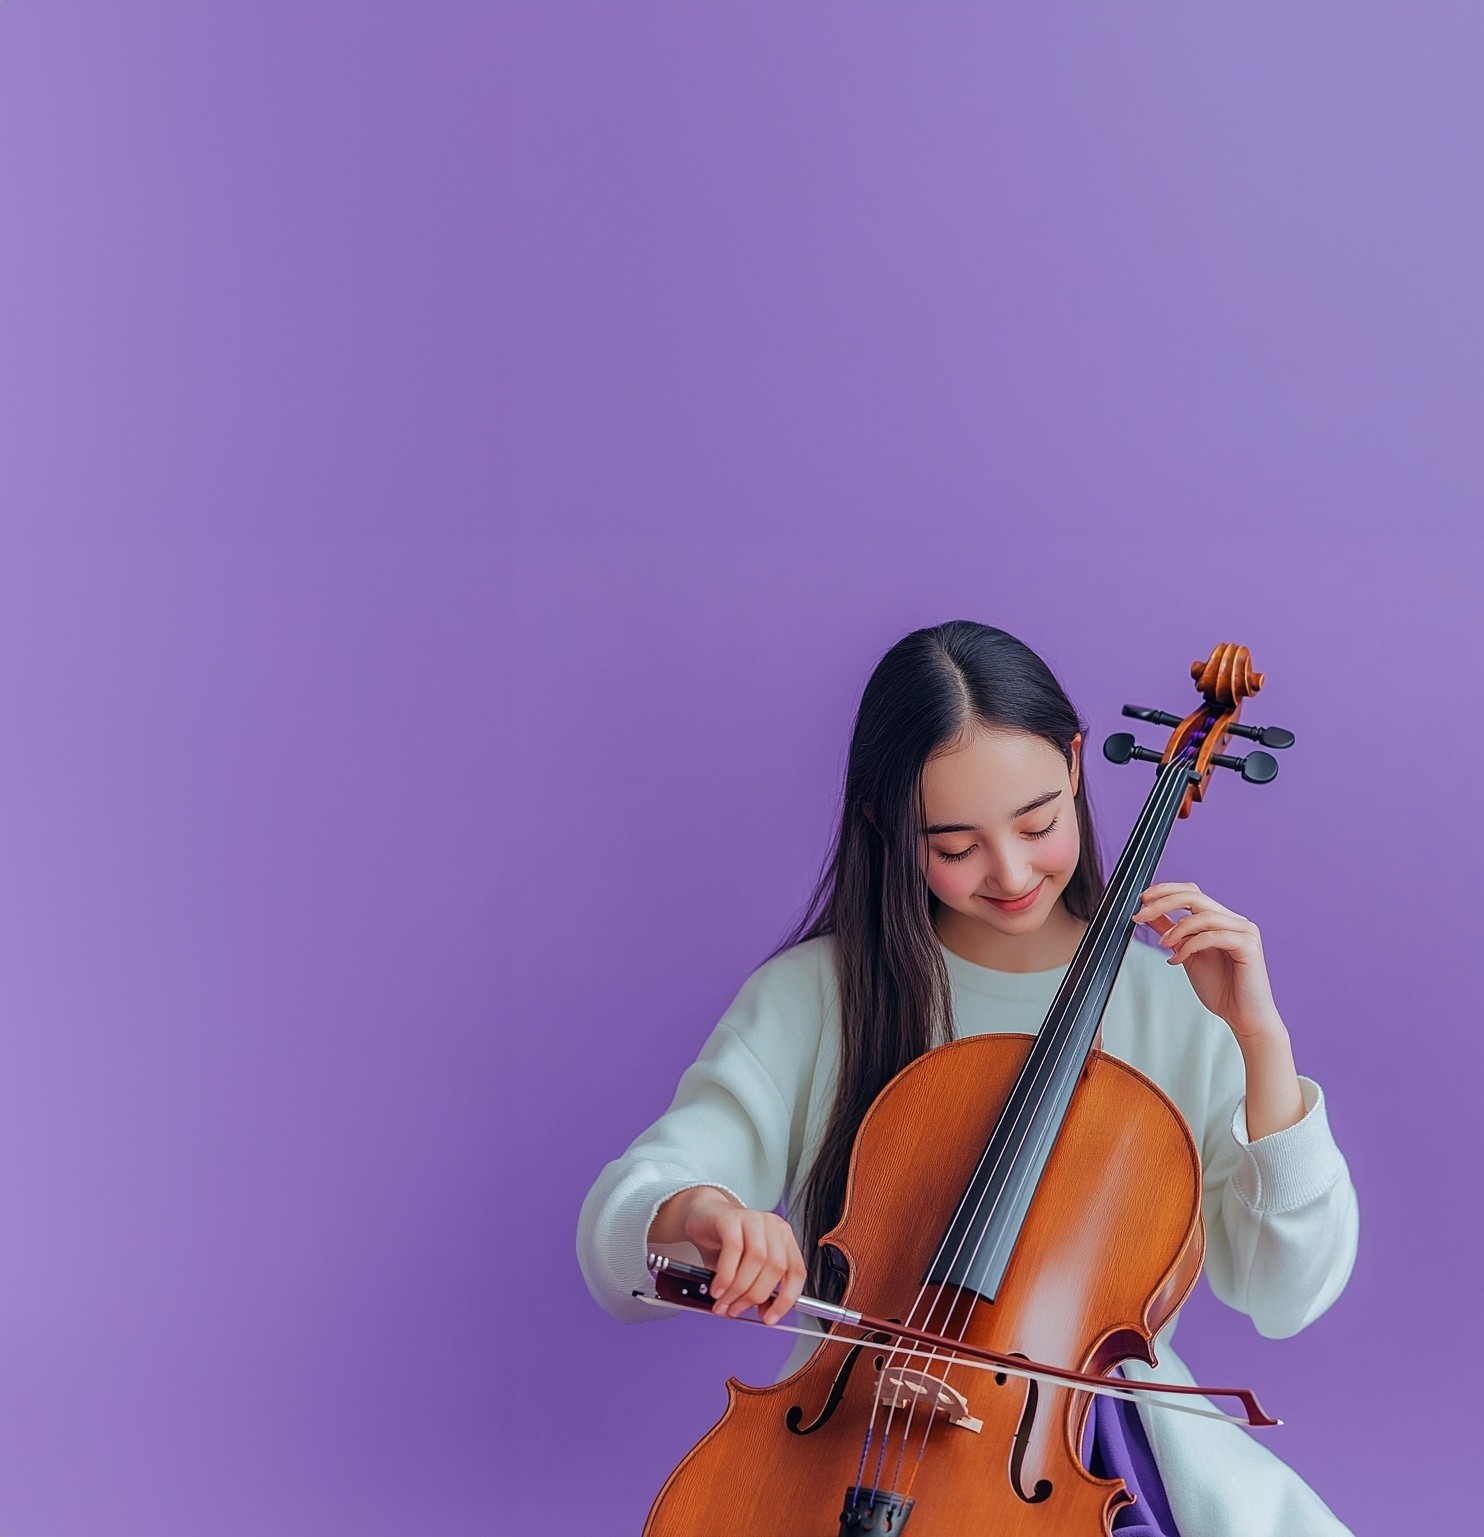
[[1044, 748, 1199, 1059]]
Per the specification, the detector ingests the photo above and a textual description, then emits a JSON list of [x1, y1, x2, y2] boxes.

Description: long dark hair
[[762, 621, 1106, 1299]]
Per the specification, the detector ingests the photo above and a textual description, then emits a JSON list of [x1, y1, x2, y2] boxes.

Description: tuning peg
[[1122, 705, 1184, 728], [1211, 750, 1279, 784], [1104, 733, 1164, 766], [1226, 722, 1295, 749]]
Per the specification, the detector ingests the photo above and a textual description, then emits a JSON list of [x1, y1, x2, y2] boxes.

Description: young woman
[[577, 620, 1358, 1537]]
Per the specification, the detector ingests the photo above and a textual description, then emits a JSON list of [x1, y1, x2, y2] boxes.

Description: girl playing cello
[[578, 620, 1357, 1536]]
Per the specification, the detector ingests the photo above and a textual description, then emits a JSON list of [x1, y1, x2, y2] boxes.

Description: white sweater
[[577, 932, 1359, 1537]]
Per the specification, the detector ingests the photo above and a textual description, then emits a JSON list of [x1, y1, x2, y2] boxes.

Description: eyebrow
[[922, 789, 1062, 835]]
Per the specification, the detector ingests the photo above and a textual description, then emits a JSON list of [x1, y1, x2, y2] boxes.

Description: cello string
[[941, 744, 1199, 1328], [946, 748, 1194, 1311], [905, 751, 1185, 1339], [850, 751, 1186, 1497], [870, 750, 1195, 1486], [895, 751, 1194, 1479], [932, 749, 1193, 1337], [850, 749, 1191, 1498]]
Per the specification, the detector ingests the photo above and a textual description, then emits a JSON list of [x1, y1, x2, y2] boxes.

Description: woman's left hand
[[1132, 882, 1283, 1043]]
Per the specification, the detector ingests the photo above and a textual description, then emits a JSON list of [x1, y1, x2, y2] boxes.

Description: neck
[[934, 899, 1088, 973]]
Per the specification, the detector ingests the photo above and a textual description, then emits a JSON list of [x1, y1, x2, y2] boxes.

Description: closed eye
[[936, 815, 1059, 863]]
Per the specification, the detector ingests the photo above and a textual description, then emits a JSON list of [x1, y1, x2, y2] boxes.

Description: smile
[[979, 880, 1045, 913]]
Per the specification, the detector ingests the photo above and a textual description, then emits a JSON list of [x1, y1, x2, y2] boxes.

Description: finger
[[728, 1234, 780, 1319], [1132, 892, 1195, 924], [1135, 882, 1231, 911], [747, 1225, 792, 1322], [1134, 887, 1233, 921], [1136, 907, 1192, 946], [1160, 911, 1253, 950], [718, 1225, 769, 1317], [1135, 895, 1241, 930], [719, 1254, 766, 1315], [765, 1241, 809, 1327], [709, 1218, 746, 1306], [1168, 930, 1249, 965]]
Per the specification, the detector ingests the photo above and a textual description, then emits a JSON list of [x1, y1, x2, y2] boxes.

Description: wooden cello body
[[646, 1038, 1201, 1535], [641, 645, 1287, 1536]]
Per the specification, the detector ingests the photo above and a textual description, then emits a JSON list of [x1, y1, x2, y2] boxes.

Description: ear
[[861, 800, 877, 827], [1068, 733, 1082, 798]]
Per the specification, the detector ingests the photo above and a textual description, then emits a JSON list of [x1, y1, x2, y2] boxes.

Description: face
[[916, 726, 1083, 940]]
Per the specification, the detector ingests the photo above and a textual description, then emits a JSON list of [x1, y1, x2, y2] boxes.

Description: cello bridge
[[880, 1367, 982, 1433]]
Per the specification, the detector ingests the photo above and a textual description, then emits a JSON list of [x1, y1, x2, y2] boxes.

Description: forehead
[[919, 728, 1067, 818]]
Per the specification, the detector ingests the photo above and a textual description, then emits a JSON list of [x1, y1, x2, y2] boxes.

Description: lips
[[979, 879, 1045, 912]]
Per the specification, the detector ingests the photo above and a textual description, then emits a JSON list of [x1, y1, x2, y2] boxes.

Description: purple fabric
[[1081, 1373, 1182, 1536]]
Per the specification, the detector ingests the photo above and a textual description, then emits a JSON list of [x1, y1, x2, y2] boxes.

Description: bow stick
[[636, 1254, 1278, 1430]]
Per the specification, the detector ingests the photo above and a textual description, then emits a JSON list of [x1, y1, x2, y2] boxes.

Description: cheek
[[1039, 820, 1082, 876], [923, 856, 978, 902]]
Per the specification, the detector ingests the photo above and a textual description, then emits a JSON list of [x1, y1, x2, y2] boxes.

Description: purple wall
[[2, 6, 1477, 1534]]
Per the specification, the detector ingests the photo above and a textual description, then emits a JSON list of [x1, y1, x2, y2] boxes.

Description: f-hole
[[996, 1359, 1053, 1504], [785, 1325, 897, 1436]]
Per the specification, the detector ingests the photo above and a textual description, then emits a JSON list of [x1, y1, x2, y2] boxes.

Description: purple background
[[2, 5, 1478, 1534]]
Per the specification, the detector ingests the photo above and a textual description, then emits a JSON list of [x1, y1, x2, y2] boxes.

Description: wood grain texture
[[644, 1033, 1203, 1537]]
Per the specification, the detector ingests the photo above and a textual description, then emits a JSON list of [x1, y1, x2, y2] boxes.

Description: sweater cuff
[[642, 1179, 747, 1266], [580, 1160, 747, 1319], [1229, 1076, 1345, 1214]]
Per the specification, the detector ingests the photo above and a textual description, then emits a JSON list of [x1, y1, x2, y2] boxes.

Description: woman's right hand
[[648, 1185, 808, 1327]]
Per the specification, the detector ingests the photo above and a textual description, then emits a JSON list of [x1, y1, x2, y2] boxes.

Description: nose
[[981, 843, 1033, 897]]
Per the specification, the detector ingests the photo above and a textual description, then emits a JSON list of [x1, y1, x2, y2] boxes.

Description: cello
[[632, 644, 1292, 1536]]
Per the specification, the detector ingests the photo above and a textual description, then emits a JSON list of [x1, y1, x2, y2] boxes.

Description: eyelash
[[937, 815, 1059, 862]]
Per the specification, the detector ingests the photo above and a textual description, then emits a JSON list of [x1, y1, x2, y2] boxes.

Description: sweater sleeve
[[575, 943, 827, 1324], [1198, 1031, 1360, 1339]]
